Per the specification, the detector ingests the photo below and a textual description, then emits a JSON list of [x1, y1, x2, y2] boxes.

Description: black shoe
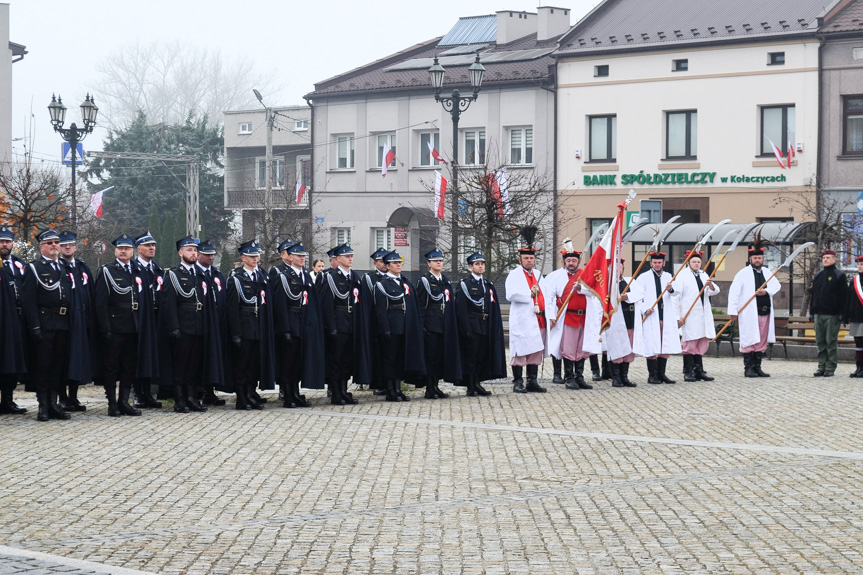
[[564, 378, 580, 390], [576, 378, 593, 390], [823, 370, 835, 377], [683, 356, 697, 382], [433, 384, 449, 399], [249, 389, 267, 404], [591, 370, 602, 382], [620, 363, 637, 387], [475, 383, 492, 396], [813, 370, 825, 377], [47, 392, 71, 420], [657, 358, 676, 384], [513, 378, 527, 394], [752, 352, 770, 377], [37, 405, 49, 421], [552, 373, 564, 384], [202, 391, 226, 406], [525, 377, 546, 393], [694, 356, 714, 381]]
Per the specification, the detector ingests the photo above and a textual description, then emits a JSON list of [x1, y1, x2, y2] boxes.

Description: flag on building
[[578, 200, 627, 332], [787, 133, 796, 169], [295, 179, 306, 204], [90, 186, 112, 218], [381, 144, 396, 177], [427, 141, 447, 164], [766, 136, 786, 169], [434, 171, 447, 219]]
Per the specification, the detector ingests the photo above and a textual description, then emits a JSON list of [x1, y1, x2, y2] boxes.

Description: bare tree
[[0, 153, 72, 243], [93, 40, 281, 130]]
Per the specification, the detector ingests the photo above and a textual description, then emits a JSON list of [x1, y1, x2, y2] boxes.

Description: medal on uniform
[[68, 272, 75, 288], [260, 289, 266, 304], [201, 280, 208, 296], [444, 288, 450, 302], [135, 276, 143, 292], [82, 272, 89, 285], [214, 277, 222, 291], [405, 284, 410, 296], [303, 290, 308, 305], [353, 287, 359, 303], [156, 275, 164, 291]]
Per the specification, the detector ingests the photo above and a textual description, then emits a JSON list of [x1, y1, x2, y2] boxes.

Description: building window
[[760, 105, 795, 156], [843, 95, 863, 155], [672, 59, 688, 72], [509, 127, 533, 165], [296, 156, 311, 205], [594, 64, 609, 77], [589, 115, 616, 162], [256, 157, 285, 189], [376, 134, 397, 168], [768, 52, 785, 65], [586, 218, 612, 256], [239, 122, 253, 134], [463, 130, 486, 165], [372, 228, 394, 251], [294, 119, 309, 131], [332, 228, 351, 246], [419, 131, 441, 166], [666, 110, 697, 159], [459, 235, 478, 263], [335, 135, 355, 169]]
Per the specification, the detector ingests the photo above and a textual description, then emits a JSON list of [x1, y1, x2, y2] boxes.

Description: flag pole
[[641, 249, 696, 322]]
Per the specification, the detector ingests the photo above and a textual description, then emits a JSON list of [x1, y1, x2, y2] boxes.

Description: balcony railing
[[226, 188, 310, 209]]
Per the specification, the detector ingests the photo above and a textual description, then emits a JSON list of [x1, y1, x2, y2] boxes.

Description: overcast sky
[[10, 0, 592, 167]]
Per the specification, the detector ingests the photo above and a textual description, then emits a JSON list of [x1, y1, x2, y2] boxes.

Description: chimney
[[537, 6, 571, 41], [496, 10, 537, 44]]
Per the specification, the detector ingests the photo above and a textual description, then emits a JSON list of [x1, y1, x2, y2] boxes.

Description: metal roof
[[439, 15, 497, 46], [386, 48, 554, 72], [625, 221, 817, 247]]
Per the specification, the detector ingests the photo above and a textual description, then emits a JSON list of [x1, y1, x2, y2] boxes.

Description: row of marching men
[[504, 234, 780, 391], [0, 225, 511, 421]]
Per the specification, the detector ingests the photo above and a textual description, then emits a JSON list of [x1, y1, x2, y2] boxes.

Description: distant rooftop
[[439, 15, 497, 46]]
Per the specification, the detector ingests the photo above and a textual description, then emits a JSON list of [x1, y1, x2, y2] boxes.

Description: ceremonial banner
[[578, 200, 626, 331]]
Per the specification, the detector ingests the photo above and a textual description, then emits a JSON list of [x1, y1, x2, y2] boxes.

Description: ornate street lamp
[[48, 93, 99, 230], [428, 53, 485, 273]]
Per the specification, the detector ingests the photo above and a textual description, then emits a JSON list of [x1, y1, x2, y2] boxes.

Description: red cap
[[821, 249, 837, 257]]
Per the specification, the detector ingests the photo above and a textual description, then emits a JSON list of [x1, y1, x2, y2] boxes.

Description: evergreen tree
[[147, 205, 162, 247], [161, 211, 175, 252]]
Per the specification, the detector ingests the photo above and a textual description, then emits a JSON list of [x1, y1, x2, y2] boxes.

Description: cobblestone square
[[1, 357, 862, 574]]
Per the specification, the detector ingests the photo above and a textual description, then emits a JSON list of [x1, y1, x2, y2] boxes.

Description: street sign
[[626, 211, 640, 229], [62, 142, 84, 166], [394, 227, 408, 247]]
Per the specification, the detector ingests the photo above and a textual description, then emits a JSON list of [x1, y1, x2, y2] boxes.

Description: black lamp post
[[48, 93, 99, 230], [429, 53, 485, 273]]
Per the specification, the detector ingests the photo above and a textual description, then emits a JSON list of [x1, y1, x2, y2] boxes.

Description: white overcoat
[[726, 265, 781, 348], [541, 268, 571, 359], [672, 269, 720, 341], [583, 277, 645, 360], [635, 270, 682, 356], [504, 266, 547, 358]]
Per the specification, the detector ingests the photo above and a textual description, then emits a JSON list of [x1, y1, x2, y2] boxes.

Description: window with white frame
[[239, 122, 253, 134], [332, 228, 351, 246], [509, 127, 533, 165], [463, 130, 486, 165], [372, 228, 394, 251], [589, 115, 616, 162], [666, 110, 697, 159], [760, 105, 795, 156], [296, 156, 311, 205], [375, 134, 397, 168], [255, 157, 285, 189], [419, 131, 442, 166], [294, 119, 309, 131], [335, 135, 355, 169]]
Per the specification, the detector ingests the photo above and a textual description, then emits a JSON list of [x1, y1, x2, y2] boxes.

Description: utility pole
[[265, 105, 274, 212]]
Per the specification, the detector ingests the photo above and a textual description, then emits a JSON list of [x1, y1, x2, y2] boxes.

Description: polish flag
[[766, 137, 786, 169], [427, 141, 447, 165], [578, 200, 626, 332], [787, 135, 796, 169], [434, 171, 447, 219], [90, 186, 112, 218], [295, 180, 306, 204], [381, 144, 396, 177]]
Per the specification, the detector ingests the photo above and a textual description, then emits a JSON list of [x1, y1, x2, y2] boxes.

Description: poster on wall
[[394, 227, 408, 247]]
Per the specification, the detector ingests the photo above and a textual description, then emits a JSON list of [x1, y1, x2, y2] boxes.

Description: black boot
[[683, 355, 697, 382], [512, 365, 527, 393], [575, 359, 592, 389], [610, 361, 624, 387], [525, 365, 546, 393], [647, 359, 662, 384], [118, 383, 142, 416], [744, 353, 759, 378], [395, 380, 410, 401], [246, 382, 264, 410], [104, 385, 121, 417], [235, 383, 251, 410], [292, 381, 311, 407], [173, 385, 190, 413], [851, 362, 863, 378], [753, 352, 770, 377], [281, 380, 298, 408], [57, 385, 70, 411], [185, 383, 208, 412], [385, 379, 401, 402], [0, 384, 26, 415], [589, 354, 601, 381], [425, 377, 438, 399], [331, 379, 347, 405], [65, 384, 86, 412], [47, 390, 71, 420], [657, 357, 676, 384], [600, 354, 611, 380], [552, 357, 564, 384], [249, 387, 267, 404], [203, 387, 226, 406], [694, 355, 714, 381], [466, 376, 478, 397], [475, 379, 492, 396], [563, 359, 577, 389], [620, 362, 636, 387], [36, 392, 49, 421], [136, 380, 163, 408], [345, 380, 360, 404]]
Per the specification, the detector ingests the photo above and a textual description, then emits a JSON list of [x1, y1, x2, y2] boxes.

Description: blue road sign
[[62, 142, 84, 166]]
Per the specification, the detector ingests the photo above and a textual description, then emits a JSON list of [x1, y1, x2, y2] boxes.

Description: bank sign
[[583, 171, 788, 186]]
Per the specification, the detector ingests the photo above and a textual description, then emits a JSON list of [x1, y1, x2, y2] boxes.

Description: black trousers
[[325, 332, 353, 387], [379, 334, 406, 380], [424, 331, 444, 382], [233, 339, 260, 387], [103, 333, 138, 388], [33, 329, 69, 394], [462, 331, 488, 379], [277, 336, 303, 387], [173, 334, 204, 390]]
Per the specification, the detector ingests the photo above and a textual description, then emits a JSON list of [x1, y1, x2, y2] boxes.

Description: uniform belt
[[758, 305, 771, 313], [389, 303, 405, 311], [287, 304, 305, 311], [111, 302, 139, 310], [336, 303, 352, 314], [178, 302, 204, 311], [40, 306, 68, 316], [469, 311, 489, 320], [566, 309, 585, 316]]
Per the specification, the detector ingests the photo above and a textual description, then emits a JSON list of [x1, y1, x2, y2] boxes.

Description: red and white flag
[[427, 141, 447, 165], [486, 168, 510, 217], [578, 200, 627, 332], [434, 170, 447, 219], [786, 134, 796, 169], [89, 186, 112, 218], [766, 137, 786, 170], [295, 179, 306, 204], [381, 144, 396, 177]]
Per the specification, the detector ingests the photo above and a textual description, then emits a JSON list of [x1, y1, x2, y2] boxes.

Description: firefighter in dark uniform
[[363, 247, 388, 395], [225, 240, 275, 410], [57, 230, 95, 412], [270, 240, 314, 408], [455, 252, 506, 397], [132, 231, 164, 408], [416, 248, 461, 399], [20, 229, 75, 421], [95, 234, 146, 416], [196, 239, 227, 406], [0, 226, 28, 415]]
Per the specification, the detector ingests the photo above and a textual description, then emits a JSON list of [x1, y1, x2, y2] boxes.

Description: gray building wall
[[0, 4, 12, 164]]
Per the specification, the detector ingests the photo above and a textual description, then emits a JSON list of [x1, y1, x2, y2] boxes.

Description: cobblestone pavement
[[1, 356, 862, 574]]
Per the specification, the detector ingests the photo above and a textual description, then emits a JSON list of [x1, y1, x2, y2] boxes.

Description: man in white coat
[[505, 245, 547, 394], [673, 250, 719, 382], [635, 252, 681, 384], [539, 249, 569, 384], [727, 241, 780, 377]]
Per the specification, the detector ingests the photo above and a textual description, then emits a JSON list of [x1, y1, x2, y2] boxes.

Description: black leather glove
[[103, 331, 113, 343], [30, 327, 42, 342], [169, 329, 182, 341], [283, 332, 292, 343], [232, 336, 242, 348]]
